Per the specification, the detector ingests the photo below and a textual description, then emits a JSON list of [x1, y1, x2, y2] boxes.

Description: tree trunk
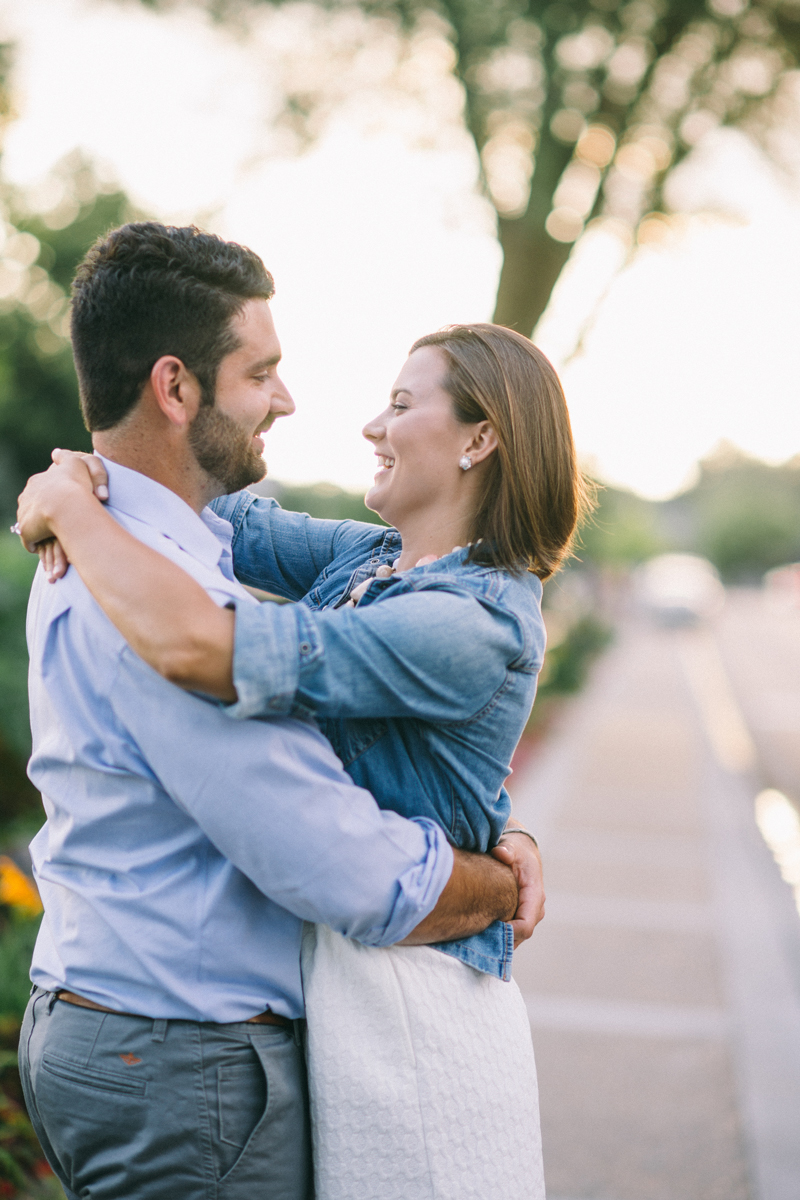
[[492, 218, 573, 335], [491, 127, 575, 336]]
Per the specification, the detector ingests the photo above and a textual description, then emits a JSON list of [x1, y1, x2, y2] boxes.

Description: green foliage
[[0, 310, 86, 518], [537, 615, 613, 698], [0, 914, 52, 1199], [575, 447, 800, 580], [578, 483, 665, 567], [151, 0, 800, 332], [662, 445, 800, 580], [0, 157, 139, 809], [0, 157, 137, 517], [0, 916, 39, 1025], [0, 535, 39, 819], [700, 503, 798, 579], [0, 1093, 40, 1193], [260, 480, 387, 526]]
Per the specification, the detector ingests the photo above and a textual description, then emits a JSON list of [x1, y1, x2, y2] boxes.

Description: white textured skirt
[[301, 924, 545, 1200]]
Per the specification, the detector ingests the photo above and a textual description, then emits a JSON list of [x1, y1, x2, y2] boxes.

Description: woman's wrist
[[17, 472, 100, 551], [500, 823, 538, 850], [47, 480, 101, 540]]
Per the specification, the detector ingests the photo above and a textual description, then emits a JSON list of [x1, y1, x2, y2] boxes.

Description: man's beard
[[188, 403, 267, 494]]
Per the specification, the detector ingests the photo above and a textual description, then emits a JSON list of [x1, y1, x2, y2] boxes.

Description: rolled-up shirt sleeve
[[111, 645, 453, 945], [227, 583, 527, 723]]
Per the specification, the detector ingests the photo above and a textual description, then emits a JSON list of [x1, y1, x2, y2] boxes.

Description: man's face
[[188, 299, 295, 494]]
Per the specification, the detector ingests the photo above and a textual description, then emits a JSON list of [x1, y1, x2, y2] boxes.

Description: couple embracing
[[15, 221, 588, 1199]]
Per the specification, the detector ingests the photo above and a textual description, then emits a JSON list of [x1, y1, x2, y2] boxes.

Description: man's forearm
[[400, 848, 518, 945]]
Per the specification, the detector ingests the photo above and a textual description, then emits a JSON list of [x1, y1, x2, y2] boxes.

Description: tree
[[0, 153, 139, 800], [662, 442, 800, 578], [0, 155, 137, 516], [134, 0, 800, 334]]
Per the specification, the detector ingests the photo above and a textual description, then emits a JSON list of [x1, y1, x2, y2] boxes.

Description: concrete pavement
[[510, 590, 800, 1200]]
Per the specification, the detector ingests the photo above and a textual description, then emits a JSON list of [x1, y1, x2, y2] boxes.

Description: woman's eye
[[391, 402, 408, 413]]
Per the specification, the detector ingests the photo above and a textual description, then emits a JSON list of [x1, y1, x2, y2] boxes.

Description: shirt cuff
[[360, 818, 454, 947]]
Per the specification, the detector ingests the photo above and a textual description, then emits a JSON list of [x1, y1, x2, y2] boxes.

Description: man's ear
[[464, 421, 498, 467], [149, 356, 203, 429]]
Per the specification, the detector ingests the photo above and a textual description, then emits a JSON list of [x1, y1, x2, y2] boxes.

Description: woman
[[19, 323, 588, 1199]]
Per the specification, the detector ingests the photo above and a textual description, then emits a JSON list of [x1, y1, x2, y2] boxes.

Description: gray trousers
[[18, 988, 312, 1200]]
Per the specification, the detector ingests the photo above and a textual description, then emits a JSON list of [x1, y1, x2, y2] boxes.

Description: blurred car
[[764, 563, 800, 610], [634, 554, 725, 626]]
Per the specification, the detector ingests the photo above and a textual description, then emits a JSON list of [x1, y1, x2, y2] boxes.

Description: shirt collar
[[99, 457, 234, 573]]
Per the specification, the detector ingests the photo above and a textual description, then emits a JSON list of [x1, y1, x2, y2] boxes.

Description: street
[[511, 588, 800, 1200]]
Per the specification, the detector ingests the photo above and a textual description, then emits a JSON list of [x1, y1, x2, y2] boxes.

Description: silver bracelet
[[500, 825, 538, 849]]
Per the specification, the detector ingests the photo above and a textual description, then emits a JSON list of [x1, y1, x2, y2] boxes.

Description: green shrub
[[0, 915, 40, 1025], [537, 616, 613, 698]]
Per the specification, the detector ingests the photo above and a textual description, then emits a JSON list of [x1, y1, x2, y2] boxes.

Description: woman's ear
[[464, 421, 498, 466], [149, 356, 202, 429]]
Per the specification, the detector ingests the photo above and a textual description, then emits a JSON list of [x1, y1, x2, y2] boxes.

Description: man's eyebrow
[[250, 354, 282, 372]]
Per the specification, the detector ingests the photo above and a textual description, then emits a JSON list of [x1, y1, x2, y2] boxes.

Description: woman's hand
[[51, 448, 109, 498], [492, 828, 545, 947], [343, 553, 443, 607], [16, 450, 109, 581]]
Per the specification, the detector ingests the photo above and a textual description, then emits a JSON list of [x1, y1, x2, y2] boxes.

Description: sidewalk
[[511, 601, 800, 1200]]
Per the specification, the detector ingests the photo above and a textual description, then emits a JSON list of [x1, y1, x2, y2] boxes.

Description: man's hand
[[401, 847, 518, 945], [492, 829, 545, 948]]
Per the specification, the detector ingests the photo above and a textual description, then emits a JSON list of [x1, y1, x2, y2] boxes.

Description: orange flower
[[0, 856, 43, 917]]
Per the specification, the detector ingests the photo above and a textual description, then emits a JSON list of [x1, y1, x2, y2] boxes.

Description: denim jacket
[[210, 492, 546, 980]]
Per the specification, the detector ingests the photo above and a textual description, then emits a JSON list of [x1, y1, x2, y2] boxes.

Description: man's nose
[[271, 376, 296, 417]]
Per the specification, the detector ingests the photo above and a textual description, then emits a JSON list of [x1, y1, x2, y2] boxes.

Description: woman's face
[[363, 346, 473, 527]]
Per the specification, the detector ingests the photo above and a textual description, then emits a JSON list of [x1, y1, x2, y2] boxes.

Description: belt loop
[[46, 990, 58, 1014], [151, 1018, 168, 1043], [293, 1018, 305, 1050]]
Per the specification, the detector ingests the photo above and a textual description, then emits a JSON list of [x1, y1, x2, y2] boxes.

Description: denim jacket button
[[299, 642, 311, 655]]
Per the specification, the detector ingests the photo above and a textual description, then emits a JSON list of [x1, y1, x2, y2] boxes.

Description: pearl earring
[[459, 455, 472, 471]]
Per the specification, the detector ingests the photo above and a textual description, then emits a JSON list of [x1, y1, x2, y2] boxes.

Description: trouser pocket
[[217, 1027, 312, 1200], [42, 1052, 147, 1096]]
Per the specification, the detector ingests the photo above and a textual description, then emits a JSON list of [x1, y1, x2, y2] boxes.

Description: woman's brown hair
[[410, 323, 592, 580]]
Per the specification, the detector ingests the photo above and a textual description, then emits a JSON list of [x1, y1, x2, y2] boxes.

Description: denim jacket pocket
[[322, 717, 388, 768]]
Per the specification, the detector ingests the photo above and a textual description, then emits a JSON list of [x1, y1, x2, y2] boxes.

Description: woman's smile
[[362, 345, 474, 529], [373, 455, 395, 478]]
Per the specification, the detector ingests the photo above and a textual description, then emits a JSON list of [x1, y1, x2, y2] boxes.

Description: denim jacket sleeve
[[209, 492, 386, 601], [227, 579, 528, 723]]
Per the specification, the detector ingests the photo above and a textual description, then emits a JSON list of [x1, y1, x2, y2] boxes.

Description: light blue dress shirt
[[26, 459, 452, 1022]]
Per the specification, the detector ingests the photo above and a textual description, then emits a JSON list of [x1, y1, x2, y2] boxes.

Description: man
[[16, 223, 543, 1200]]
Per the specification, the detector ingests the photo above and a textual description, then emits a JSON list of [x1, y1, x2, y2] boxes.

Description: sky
[[1, 0, 799, 499]]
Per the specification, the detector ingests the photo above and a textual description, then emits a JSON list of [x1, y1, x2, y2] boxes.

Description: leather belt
[[56, 990, 292, 1030]]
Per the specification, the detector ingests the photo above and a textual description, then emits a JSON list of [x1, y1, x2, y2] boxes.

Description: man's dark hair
[[71, 222, 275, 431]]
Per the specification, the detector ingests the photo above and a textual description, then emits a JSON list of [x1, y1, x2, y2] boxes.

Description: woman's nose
[[362, 411, 385, 442]]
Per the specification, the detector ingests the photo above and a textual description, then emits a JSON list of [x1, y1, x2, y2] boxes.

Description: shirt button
[[299, 642, 311, 655]]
